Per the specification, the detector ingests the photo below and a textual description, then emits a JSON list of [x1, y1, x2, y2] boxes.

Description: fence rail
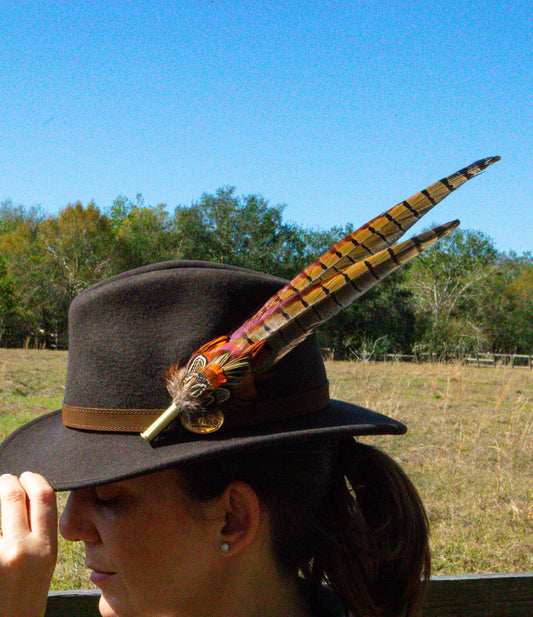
[[374, 352, 533, 368], [45, 573, 533, 617]]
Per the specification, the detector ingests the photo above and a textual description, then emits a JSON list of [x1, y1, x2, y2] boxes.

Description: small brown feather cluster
[[166, 367, 206, 417]]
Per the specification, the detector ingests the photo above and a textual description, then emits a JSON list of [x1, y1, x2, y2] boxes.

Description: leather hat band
[[62, 383, 330, 433]]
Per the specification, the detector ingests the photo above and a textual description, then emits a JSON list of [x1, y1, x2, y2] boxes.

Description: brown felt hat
[[0, 261, 405, 491]]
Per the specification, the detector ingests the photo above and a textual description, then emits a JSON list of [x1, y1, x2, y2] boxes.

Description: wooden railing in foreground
[[45, 572, 533, 616]]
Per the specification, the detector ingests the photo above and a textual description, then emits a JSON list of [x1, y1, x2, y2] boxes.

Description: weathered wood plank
[[44, 573, 533, 617], [423, 573, 533, 617], [45, 589, 100, 617]]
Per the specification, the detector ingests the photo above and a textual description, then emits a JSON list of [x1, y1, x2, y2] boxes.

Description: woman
[[0, 260, 429, 617], [0, 157, 501, 616]]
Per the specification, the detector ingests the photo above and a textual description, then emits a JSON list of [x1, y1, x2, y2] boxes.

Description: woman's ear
[[217, 481, 262, 555]]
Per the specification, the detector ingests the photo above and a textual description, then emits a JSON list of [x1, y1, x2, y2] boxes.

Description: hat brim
[[0, 401, 405, 491]]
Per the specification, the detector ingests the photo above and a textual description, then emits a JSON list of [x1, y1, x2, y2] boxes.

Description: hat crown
[[63, 261, 328, 414]]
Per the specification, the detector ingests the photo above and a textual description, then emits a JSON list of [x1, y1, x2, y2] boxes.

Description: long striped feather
[[233, 220, 459, 369], [239, 155, 500, 333]]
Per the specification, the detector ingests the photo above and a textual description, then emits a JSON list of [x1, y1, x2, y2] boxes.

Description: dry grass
[[328, 360, 533, 574], [0, 350, 532, 587]]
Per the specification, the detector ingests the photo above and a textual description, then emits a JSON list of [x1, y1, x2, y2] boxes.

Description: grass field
[[0, 349, 532, 589]]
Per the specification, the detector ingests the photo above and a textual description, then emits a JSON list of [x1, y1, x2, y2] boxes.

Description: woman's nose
[[59, 490, 100, 543]]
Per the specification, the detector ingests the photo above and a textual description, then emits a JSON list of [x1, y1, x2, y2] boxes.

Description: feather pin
[[141, 155, 500, 442]]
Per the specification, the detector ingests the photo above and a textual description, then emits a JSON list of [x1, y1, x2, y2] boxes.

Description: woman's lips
[[89, 568, 116, 585]]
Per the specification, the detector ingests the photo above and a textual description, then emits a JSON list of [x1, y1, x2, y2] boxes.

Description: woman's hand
[[0, 472, 58, 617]]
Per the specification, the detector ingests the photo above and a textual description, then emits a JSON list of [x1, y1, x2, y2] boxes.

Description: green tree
[[0, 203, 45, 345], [0, 200, 41, 235], [479, 257, 533, 353], [40, 202, 115, 291], [173, 188, 306, 278], [35, 202, 116, 345], [109, 194, 178, 269], [404, 229, 499, 354], [0, 257, 18, 345], [2, 190, 528, 357], [504, 266, 533, 352]]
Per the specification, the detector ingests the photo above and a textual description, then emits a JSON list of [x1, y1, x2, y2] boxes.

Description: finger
[[19, 472, 57, 541], [0, 474, 30, 538]]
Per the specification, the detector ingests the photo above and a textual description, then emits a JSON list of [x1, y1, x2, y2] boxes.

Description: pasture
[[0, 349, 531, 590]]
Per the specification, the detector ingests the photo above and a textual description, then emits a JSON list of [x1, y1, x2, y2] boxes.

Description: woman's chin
[[98, 591, 133, 617]]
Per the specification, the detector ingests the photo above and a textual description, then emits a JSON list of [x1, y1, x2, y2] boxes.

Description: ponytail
[[309, 439, 430, 617], [180, 437, 430, 617]]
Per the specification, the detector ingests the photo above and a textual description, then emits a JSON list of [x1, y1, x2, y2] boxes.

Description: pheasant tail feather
[[248, 219, 459, 370], [237, 155, 500, 337]]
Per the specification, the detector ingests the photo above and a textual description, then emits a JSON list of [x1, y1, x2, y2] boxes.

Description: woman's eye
[[95, 495, 116, 505], [94, 490, 121, 507], [93, 488, 137, 511]]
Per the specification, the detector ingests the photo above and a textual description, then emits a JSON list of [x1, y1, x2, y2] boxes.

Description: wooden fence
[[44, 573, 533, 616], [377, 352, 533, 368]]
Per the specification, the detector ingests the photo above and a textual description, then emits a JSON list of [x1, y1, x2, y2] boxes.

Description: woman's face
[[59, 469, 225, 617]]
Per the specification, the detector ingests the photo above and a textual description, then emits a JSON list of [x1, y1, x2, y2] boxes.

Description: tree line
[[0, 189, 531, 358]]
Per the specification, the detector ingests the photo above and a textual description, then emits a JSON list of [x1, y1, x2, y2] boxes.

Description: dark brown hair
[[180, 437, 430, 617]]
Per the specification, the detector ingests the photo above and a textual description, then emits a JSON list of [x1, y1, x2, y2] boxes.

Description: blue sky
[[1, 0, 531, 254]]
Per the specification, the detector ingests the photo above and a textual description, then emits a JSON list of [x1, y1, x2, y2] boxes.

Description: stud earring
[[221, 542, 230, 552]]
